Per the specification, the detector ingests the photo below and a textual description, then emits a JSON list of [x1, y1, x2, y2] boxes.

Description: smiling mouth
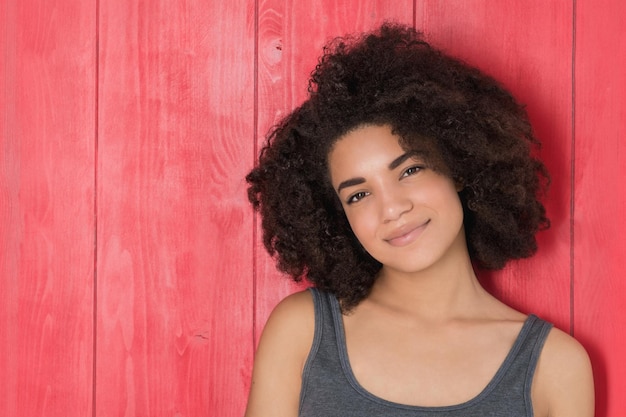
[[384, 220, 430, 247]]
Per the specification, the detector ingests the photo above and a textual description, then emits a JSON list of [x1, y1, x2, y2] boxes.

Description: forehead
[[327, 124, 448, 182], [329, 123, 431, 165], [327, 124, 410, 187]]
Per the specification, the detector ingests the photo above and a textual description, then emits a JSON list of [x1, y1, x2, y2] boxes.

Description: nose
[[380, 186, 413, 222]]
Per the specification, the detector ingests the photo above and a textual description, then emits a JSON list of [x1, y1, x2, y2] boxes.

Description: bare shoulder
[[245, 290, 315, 417], [267, 289, 315, 327], [260, 290, 315, 355], [533, 325, 595, 417]]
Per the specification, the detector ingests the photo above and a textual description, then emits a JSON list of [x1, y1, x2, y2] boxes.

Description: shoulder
[[254, 289, 316, 377], [245, 290, 315, 417], [273, 288, 316, 317], [532, 325, 594, 417], [262, 289, 316, 347], [254, 289, 316, 374]]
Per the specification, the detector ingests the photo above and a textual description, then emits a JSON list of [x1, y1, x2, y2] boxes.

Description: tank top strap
[[300, 288, 345, 413], [487, 312, 553, 412]]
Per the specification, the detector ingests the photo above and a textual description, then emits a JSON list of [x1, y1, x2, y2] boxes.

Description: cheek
[[437, 189, 465, 227], [344, 209, 379, 247], [430, 177, 464, 209], [344, 211, 364, 236]]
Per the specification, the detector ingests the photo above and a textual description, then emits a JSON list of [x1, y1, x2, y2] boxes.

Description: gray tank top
[[299, 288, 552, 417]]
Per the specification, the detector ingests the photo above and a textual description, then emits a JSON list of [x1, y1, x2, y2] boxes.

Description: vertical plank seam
[[2, 1, 19, 413], [92, 0, 100, 414], [252, 0, 259, 348], [569, 0, 577, 337]]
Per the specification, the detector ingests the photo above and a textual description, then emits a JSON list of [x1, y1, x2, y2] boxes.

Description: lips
[[384, 220, 430, 247]]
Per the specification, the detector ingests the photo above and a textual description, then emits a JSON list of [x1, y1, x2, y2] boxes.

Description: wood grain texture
[[96, 1, 255, 415], [421, 0, 574, 331], [1, 1, 624, 416], [573, 0, 626, 416], [254, 0, 415, 344], [0, 0, 96, 415]]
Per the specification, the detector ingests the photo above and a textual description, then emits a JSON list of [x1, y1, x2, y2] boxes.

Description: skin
[[245, 124, 594, 417]]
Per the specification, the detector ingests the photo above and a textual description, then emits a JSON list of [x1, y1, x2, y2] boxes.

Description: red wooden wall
[[1, 1, 624, 416]]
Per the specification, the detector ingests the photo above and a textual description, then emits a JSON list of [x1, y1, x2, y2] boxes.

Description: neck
[[369, 237, 490, 321]]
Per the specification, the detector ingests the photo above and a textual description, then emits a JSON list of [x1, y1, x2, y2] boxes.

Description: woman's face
[[328, 124, 467, 276]]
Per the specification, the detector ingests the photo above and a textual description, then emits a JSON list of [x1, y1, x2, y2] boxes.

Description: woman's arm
[[244, 290, 315, 417], [532, 327, 595, 417]]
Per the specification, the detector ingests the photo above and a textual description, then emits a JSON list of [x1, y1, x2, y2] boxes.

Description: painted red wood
[[421, 0, 574, 331], [96, 1, 255, 416], [1, 1, 624, 416], [254, 0, 415, 345], [573, 1, 626, 416], [0, 0, 96, 416]]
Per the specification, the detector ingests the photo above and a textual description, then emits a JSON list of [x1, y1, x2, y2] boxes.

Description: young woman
[[245, 23, 594, 417]]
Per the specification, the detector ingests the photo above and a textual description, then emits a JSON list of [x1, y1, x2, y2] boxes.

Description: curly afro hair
[[246, 23, 549, 310]]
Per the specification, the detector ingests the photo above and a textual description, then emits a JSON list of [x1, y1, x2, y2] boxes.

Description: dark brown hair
[[246, 23, 549, 309]]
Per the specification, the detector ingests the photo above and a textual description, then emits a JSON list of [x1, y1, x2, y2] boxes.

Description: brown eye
[[347, 191, 369, 204], [401, 165, 423, 178]]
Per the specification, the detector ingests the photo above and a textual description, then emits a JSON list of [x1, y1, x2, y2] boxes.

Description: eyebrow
[[388, 152, 415, 170], [337, 177, 366, 193], [336, 152, 424, 193]]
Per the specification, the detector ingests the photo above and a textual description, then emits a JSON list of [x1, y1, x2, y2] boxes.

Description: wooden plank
[[254, 0, 415, 344], [421, 0, 574, 331], [573, 1, 626, 416], [0, 0, 96, 415], [96, 1, 255, 415]]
